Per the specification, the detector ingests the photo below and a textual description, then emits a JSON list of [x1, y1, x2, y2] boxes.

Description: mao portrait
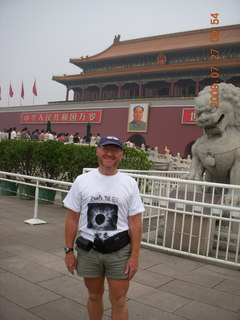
[[127, 103, 149, 132]]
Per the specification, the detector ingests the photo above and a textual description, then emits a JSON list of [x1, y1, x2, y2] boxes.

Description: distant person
[[1, 128, 8, 140], [10, 127, 17, 139], [128, 105, 146, 131], [95, 133, 101, 144], [58, 133, 65, 141], [73, 132, 80, 143], [21, 127, 28, 140], [64, 133, 69, 142], [31, 129, 39, 140], [38, 130, 45, 141], [47, 131, 53, 140], [52, 132, 58, 140]]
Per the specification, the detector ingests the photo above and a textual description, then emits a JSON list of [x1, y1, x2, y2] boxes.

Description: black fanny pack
[[76, 230, 130, 254]]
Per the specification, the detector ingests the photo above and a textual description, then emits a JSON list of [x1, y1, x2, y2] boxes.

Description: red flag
[[33, 79, 37, 96], [9, 83, 14, 97], [21, 81, 24, 99]]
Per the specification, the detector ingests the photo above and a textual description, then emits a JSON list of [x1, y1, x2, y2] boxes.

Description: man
[[64, 135, 144, 320], [38, 130, 45, 141], [47, 130, 53, 140], [10, 127, 17, 139], [31, 129, 39, 140], [128, 105, 146, 131], [73, 132, 80, 143], [21, 127, 28, 140], [95, 132, 101, 144]]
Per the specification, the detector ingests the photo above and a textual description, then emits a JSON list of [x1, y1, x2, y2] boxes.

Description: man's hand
[[65, 252, 76, 275], [125, 256, 139, 280], [64, 209, 80, 275]]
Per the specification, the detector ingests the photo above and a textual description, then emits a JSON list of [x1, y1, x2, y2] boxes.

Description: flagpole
[[20, 80, 24, 106], [32, 78, 37, 105], [8, 82, 10, 106], [9, 82, 14, 106]]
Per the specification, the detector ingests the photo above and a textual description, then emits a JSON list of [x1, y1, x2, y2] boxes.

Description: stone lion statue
[[187, 83, 240, 203]]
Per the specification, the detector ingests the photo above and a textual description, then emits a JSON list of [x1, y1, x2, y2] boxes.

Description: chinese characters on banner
[[20, 110, 102, 124], [181, 108, 196, 124]]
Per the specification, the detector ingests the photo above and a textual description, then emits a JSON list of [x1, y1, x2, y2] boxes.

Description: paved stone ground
[[0, 193, 240, 320]]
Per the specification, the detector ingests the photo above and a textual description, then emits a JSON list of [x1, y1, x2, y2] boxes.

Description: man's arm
[[125, 213, 142, 280], [64, 209, 80, 274]]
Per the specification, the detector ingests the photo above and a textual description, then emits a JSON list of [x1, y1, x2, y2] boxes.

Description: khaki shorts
[[76, 243, 131, 279]]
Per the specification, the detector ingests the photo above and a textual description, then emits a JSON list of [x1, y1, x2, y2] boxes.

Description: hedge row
[[0, 140, 152, 183]]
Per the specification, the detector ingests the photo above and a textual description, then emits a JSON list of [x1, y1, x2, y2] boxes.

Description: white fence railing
[[0, 171, 72, 224], [83, 168, 189, 179], [1, 170, 239, 269]]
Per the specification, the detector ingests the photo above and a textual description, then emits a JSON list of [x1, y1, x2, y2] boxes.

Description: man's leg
[[84, 277, 105, 320], [107, 278, 130, 320]]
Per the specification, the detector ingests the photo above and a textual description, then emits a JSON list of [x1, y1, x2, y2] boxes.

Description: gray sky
[[0, 0, 239, 107]]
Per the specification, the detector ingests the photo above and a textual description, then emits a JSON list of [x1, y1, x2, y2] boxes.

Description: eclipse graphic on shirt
[[87, 203, 118, 230]]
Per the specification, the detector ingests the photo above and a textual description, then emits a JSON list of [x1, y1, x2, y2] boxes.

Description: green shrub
[[35, 140, 64, 183], [60, 144, 98, 183], [0, 141, 152, 184], [0, 140, 20, 173], [14, 140, 39, 177], [120, 147, 152, 170], [0, 140, 39, 177]]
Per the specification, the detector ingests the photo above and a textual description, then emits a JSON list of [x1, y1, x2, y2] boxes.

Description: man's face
[[133, 106, 143, 123], [96, 145, 123, 172]]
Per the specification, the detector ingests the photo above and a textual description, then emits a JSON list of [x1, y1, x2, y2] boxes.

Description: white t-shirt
[[63, 169, 144, 241], [10, 130, 16, 139]]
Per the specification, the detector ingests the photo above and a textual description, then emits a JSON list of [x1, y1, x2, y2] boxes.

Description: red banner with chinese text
[[181, 108, 196, 124], [20, 110, 102, 124]]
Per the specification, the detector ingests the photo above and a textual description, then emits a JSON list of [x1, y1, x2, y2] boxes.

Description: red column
[[170, 81, 174, 96], [195, 79, 199, 95], [81, 88, 85, 100], [66, 88, 69, 101], [117, 85, 121, 98], [139, 83, 142, 97], [99, 86, 102, 99]]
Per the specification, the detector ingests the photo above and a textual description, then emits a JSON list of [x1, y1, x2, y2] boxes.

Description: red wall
[[0, 105, 202, 157]]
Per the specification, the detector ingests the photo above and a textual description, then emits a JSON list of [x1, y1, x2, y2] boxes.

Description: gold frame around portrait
[[127, 103, 149, 132]]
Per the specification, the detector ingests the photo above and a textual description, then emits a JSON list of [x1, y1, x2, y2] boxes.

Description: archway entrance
[[184, 140, 195, 158], [127, 134, 146, 148]]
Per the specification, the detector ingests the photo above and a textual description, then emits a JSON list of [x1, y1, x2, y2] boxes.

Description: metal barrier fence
[[0, 171, 72, 224], [1, 170, 239, 269]]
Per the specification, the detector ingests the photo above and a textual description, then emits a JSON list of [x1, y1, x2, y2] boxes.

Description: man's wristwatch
[[64, 246, 74, 254]]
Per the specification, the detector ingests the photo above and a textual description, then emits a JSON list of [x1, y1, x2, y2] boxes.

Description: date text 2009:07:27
[[209, 13, 220, 108]]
